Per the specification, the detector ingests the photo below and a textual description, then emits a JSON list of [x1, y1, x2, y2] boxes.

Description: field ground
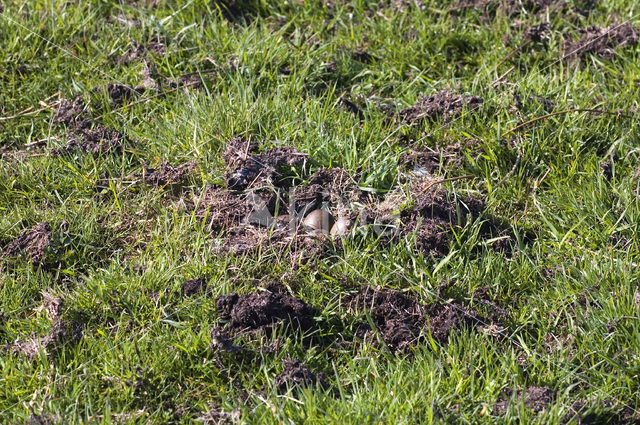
[[1, 0, 640, 423]]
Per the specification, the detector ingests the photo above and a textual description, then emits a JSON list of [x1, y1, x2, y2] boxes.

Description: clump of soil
[[135, 161, 196, 186], [399, 139, 480, 175], [564, 23, 639, 59], [274, 359, 327, 392], [223, 137, 308, 191], [494, 386, 555, 415], [398, 91, 483, 124], [526, 22, 551, 43], [182, 277, 207, 297], [114, 40, 166, 65], [54, 96, 87, 126], [51, 124, 127, 156], [105, 83, 146, 105], [51, 96, 129, 156], [349, 286, 480, 351], [215, 285, 316, 333], [4, 222, 52, 264], [192, 185, 258, 232], [292, 167, 369, 215], [398, 183, 484, 256]]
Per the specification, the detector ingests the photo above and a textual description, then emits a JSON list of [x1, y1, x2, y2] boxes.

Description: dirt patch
[[349, 286, 480, 351], [114, 40, 166, 65], [398, 183, 484, 256], [4, 222, 52, 264], [51, 124, 127, 156], [564, 23, 639, 60], [192, 185, 259, 232], [182, 277, 207, 297], [526, 22, 551, 43], [398, 91, 483, 124], [352, 48, 377, 64], [135, 161, 196, 186], [26, 414, 62, 425], [196, 403, 242, 424], [494, 386, 555, 415], [223, 137, 308, 191], [339, 96, 364, 119], [399, 139, 480, 175], [292, 167, 369, 215], [274, 359, 327, 392], [51, 97, 129, 156], [105, 83, 146, 105], [216, 285, 316, 334], [54, 96, 88, 126]]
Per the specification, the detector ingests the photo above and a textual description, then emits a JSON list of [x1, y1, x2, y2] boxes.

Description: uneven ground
[[1, 0, 640, 424]]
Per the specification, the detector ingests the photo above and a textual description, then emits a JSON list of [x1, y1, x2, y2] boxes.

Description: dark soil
[[216, 285, 316, 333], [114, 40, 166, 65], [399, 185, 484, 256], [136, 161, 196, 186], [4, 222, 52, 264], [494, 386, 555, 415], [223, 137, 308, 191], [292, 167, 368, 215], [193, 185, 258, 232], [105, 83, 146, 105], [182, 277, 207, 297], [26, 414, 62, 425], [349, 286, 480, 351], [399, 139, 480, 175], [339, 96, 364, 119], [54, 96, 87, 126], [274, 359, 327, 392], [398, 91, 483, 124], [526, 22, 551, 43], [564, 23, 639, 60], [51, 124, 127, 156], [52, 97, 129, 156]]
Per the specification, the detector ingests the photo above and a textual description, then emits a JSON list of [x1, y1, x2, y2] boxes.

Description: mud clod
[[5, 222, 52, 264], [193, 185, 257, 232], [526, 23, 551, 43], [136, 161, 196, 186], [182, 277, 207, 297], [274, 360, 327, 392], [564, 23, 639, 59], [216, 286, 316, 333], [106, 83, 146, 105], [494, 386, 556, 415], [52, 124, 127, 156], [223, 138, 308, 191], [54, 96, 87, 126], [350, 286, 480, 351], [399, 91, 483, 124], [398, 185, 483, 256]]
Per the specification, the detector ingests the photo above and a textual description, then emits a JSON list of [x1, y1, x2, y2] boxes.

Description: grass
[[1, 0, 640, 423]]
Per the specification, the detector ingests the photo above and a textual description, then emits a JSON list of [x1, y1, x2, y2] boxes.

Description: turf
[[1, 0, 640, 424]]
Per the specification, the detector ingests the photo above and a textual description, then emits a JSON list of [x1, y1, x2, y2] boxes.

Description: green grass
[[1, 0, 640, 423]]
